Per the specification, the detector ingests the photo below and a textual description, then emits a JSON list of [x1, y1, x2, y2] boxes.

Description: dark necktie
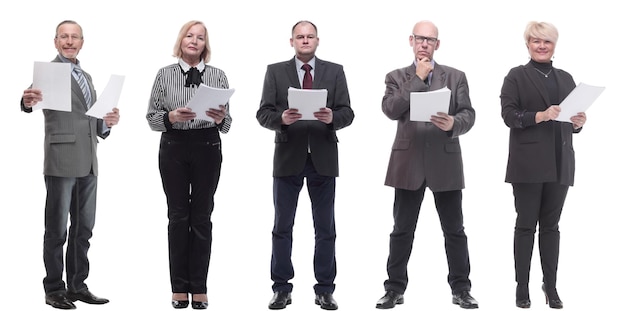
[[74, 67, 92, 107], [302, 64, 313, 89]]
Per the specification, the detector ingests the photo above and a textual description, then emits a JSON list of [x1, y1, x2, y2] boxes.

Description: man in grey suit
[[21, 20, 119, 310], [375, 20, 478, 309], [257, 20, 353, 311]]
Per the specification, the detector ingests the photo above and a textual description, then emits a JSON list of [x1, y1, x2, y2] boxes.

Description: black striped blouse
[[146, 60, 232, 133]]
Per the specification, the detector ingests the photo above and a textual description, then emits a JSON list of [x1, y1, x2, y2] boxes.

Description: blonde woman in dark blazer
[[500, 21, 587, 309]]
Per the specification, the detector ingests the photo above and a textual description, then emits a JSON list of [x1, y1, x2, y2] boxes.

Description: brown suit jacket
[[382, 62, 475, 192]]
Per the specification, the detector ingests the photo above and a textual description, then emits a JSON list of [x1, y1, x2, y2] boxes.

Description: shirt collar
[[58, 54, 81, 70], [178, 58, 206, 73], [295, 57, 316, 71]]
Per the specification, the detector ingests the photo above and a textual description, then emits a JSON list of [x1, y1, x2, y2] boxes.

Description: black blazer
[[257, 57, 354, 177], [500, 61, 579, 185]]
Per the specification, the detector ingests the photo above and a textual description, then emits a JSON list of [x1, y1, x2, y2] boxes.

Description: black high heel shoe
[[172, 293, 189, 309], [516, 283, 531, 308], [191, 301, 208, 309], [172, 300, 190, 309], [516, 298, 531, 308], [542, 284, 563, 309], [191, 294, 208, 309]]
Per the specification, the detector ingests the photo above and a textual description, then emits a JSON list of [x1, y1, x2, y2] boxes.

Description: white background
[[1, 1, 623, 310]]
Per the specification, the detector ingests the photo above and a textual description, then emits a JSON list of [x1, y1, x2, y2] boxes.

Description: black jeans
[[384, 184, 472, 294], [43, 174, 97, 294], [159, 128, 222, 294]]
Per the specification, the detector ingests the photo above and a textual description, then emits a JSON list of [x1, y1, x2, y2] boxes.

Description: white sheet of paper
[[555, 82, 605, 122], [410, 87, 451, 121], [86, 74, 125, 118], [185, 84, 235, 122], [32, 61, 71, 112], [287, 87, 328, 120]]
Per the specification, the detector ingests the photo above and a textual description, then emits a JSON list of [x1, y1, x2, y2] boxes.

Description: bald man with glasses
[[375, 20, 479, 309]]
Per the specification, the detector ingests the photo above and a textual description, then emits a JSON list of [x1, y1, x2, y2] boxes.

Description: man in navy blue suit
[[256, 20, 354, 311]]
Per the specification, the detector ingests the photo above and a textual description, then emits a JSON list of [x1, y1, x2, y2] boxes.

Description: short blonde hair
[[524, 21, 558, 44], [173, 20, 211, 63]]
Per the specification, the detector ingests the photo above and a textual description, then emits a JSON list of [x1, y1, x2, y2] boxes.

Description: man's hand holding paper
[[287, 87, 328, 120]]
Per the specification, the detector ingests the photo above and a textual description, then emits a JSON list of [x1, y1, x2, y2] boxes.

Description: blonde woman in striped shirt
[[146, 20, 232, 310]]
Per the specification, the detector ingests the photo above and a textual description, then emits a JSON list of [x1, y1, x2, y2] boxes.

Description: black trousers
[[159, 128, 222, 294], [384, 184, 471, 294], [512, 182, 568, 290]]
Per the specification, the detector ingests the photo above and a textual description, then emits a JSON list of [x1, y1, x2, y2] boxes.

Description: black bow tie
[[185, 67, 203, 87]]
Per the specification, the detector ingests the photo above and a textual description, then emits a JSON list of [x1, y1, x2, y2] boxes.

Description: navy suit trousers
[[271, 154, 337, 294]]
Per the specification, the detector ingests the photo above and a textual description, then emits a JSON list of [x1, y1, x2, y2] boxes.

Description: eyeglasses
[[412, 34, 438, 45]]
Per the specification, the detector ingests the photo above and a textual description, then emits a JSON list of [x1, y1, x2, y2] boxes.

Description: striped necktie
[[74, 66, 92, 107]]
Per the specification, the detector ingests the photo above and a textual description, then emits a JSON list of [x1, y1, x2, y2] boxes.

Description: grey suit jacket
[[257, 57, 354, 177], [500, 62, 578, 185], [382, 62, 475, 192], [22, 56, 108, 177]]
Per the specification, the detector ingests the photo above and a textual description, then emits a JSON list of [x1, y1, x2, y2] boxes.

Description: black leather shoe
[[172, 300, 190, 309], [452, 291, 479, 309], [315, 292, 338, 310], [45, 292, 76, 309], [268, 291, 291, 310], [191, 301, 208, 309], [376, 290, 404, 309], [542, 284, 563, 309], [66, 289, 109, 304]]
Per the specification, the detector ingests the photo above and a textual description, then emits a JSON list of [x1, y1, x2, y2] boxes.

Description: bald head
[[412, 20, 438, 38]]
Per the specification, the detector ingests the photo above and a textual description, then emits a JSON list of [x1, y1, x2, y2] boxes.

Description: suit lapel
[[71, 79, 89, 111], [524, 63, 551, 108], [554, 70, 572, 103], [430, 62, 446, 90], [53, 55, 90, 111], [284, 58, 301, 88], [312, 58, 325, 89]]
